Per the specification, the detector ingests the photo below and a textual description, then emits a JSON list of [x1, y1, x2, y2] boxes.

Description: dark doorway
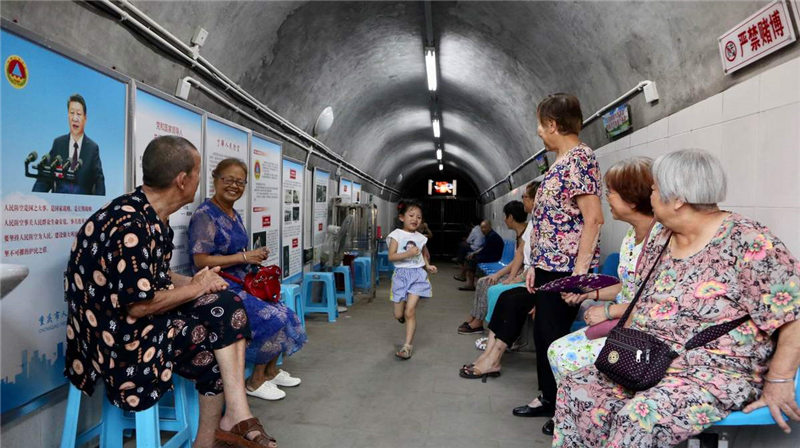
[[398, 166, 482, 258]]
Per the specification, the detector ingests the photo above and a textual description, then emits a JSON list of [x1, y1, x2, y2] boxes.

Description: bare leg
[[471, 331, 498, 365], [193, 394, 223, 448], [246, 363, 268, 391], [403, 294, 421, 347], [465, 269, 475, 288], [216, 339, 277, 448], [393, 301, 406, 321], [265, 356, 280, 380], [472, 331, 506, 374]]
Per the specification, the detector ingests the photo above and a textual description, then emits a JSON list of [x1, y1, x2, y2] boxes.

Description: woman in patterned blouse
[[554, 149, 800, 447], [460, 94, 604, 437]]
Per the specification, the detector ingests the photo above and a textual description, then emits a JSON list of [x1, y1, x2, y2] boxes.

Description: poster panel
[[339, 177, 353, 203], [282, 158, 304, 282], [312, 168, 331, 267], [250, 135, 282, 268], [1, 28, 127, 412], [352, 182, 362, 204], [133, 87, 203, 274], [204, 115, 250, 221]]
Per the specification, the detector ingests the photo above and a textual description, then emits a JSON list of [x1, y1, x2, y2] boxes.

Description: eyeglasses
[[217, 176, 247, 187]]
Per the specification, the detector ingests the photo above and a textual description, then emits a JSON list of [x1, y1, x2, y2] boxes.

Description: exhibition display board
[[339, 177, 353, 203], [249, 134, 282, 268], [0, 28, 128, 412], [132, 87, 204, 274], [204, 115, 250, 221], [352, 182, 362, 204], [312, 168, 331, 267], [282, 158, 305, 282]]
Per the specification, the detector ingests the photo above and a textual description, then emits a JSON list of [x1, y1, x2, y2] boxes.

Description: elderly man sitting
[[64, 136, 278, 448], [458, 220, 504, 291]]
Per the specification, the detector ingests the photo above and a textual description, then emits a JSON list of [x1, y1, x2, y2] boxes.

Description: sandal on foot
[[215, 418, 276, 448], [459, 366, 501, 382], [395, 344, 413, 360]]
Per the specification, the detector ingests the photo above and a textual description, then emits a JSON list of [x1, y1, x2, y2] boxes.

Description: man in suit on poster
[[32, 94, 105, 195]]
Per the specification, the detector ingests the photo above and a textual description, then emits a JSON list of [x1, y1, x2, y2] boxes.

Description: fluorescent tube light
[[436, 149, 442, 160], [432, 118, 440, 138], [438, 163, 444, 171], [425, 47, 437, 92]]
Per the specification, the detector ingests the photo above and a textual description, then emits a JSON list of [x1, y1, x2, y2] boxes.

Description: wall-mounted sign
[[793, 1, 800, 34], [602, 103, 632, 139], [282, 158, 304, 282], [718, 0, 796, 75], [352, 182, 362, 204], [339, 177, 353, 203]]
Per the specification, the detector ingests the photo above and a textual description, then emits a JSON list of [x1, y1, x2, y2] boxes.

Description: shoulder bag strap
[[684, 315, 751, 350], [615, 233, 672, 329]]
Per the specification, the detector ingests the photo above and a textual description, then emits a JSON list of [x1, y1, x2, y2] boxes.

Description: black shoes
[[512, 402, 554, 418], [542, 418, 555, 436]]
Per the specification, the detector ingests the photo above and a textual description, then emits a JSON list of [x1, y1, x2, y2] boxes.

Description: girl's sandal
[[395, 344, 413, 360]]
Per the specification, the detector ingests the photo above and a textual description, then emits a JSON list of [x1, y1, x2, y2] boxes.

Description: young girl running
[[387, 200, 437, 360]]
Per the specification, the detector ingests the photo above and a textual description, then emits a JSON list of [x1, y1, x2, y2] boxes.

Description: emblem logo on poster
[[289, 169, 296, 179], [292, 238, 298, 248], [5, 55, 28, 89], [262, 215, 271, 227], [318, 223, 323, 231], [254, 161, 261, 180]]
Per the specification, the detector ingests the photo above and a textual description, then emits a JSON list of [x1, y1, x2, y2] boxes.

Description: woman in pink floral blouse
[[460, 93, 604, 437], [553, 149, 800, 447]]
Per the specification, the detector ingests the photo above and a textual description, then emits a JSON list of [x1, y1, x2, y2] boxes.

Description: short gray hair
[[142, 136, 198, 189], [652, 149, 726, 208]]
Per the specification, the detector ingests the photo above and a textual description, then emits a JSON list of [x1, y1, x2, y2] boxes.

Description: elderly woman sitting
[[554, 149, 800, 447]]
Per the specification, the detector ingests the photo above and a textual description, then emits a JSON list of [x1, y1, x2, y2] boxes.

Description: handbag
[[595, 234, 749, 391], [218, 265, 282, 303], [585, 319, 618, 340]]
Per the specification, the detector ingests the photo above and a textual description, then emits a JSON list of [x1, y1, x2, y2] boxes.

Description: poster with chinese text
[[1, 28, 127, 412], [352, 182, 362, 204], [339, 177, 353, 203], [250, 135, 282, 268], [282, 158, 304, 282], [204, 116, 250, 222], [133, 88, 203, 274], [312, 168, 330, 268]]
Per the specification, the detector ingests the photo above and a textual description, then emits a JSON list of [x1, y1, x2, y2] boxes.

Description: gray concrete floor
[[248, 263, 555, 448]]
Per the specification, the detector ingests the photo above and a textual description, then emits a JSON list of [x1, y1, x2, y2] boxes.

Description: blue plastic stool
[[60, 375, 197, 448], [302, 272, 338, 322], [332, 265, 354, 306], [281, 283, 305, 328], [485, 282, 526, 323], [353, 257, 372, 290]]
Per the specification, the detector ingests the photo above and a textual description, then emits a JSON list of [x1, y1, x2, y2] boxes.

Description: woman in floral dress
[[189, 158, 307, 402], [554, 149, 800, 447], [547, 157, 660, 382]]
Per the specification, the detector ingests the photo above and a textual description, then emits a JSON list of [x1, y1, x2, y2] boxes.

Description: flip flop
[[459, 366, 501, 383]]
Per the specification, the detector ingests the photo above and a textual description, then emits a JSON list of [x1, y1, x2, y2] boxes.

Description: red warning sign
[[718, 1, 796, 74]]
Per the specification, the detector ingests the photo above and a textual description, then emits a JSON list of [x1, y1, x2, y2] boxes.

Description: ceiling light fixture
[[438, 163, 444, 171], [432, 118, 440, 138], [436, 148, 442, 160], [425, 47, 437, 92]]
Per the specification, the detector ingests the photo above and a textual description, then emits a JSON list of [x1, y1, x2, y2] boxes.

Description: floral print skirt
[[553, 366, 729, 447], [547, 327, 607, 384], [239, 290, 307, 365]]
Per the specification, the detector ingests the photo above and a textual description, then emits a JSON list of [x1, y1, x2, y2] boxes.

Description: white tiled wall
[[488, 56, 800, 261]]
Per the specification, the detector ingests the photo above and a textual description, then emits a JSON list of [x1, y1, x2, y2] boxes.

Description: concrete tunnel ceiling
[[12, 0, 787, 195]]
